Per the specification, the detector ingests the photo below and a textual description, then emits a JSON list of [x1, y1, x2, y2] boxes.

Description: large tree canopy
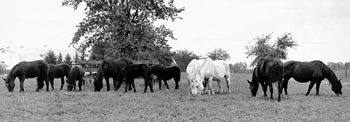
[[246, 33, 297, 66], [207, 48, 230, 61], [62, 0, 184, 60]]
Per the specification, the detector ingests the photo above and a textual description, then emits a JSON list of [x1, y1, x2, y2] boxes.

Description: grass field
[[0, 73, 349, 122]]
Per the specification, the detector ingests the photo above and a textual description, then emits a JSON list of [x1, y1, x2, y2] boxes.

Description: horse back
[[201, 59, 230, 78], [68, 65, 85, 82], [256, 58, 283, 83], [186, 59, 205, 80], [292, 61, 324, 80], [10, 60, 49, 79]]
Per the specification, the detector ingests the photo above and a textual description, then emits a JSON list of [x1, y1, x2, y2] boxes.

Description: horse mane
[[96, 60, 106, 78], [316, 61, 339, 85]]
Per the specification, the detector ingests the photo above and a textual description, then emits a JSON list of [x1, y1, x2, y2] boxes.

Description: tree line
[[43, 50, 75, 65]]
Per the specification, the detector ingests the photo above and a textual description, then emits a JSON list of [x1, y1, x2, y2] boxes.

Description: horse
[[48, 63, 71, 90], [93, 58, 133, 91], [117, 64, 153, 93], [187, 58, 231, 96], [2, 60, 50, 92], [247, 57, 284, 102], [282, 60, 342, 96], [67, 65, 85, 91], [150, 65, 181, 90]]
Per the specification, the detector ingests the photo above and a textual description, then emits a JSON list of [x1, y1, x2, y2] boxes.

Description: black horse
[[247, 57, 284, 102], [282, 60, 342, 96], [117, 64, 154, 93], [48, 63, 71, 90], [150, 65, 181, 90], [93, 58, 133, 91], [2, 60, 50, 92], [67, 65, 85, 91]]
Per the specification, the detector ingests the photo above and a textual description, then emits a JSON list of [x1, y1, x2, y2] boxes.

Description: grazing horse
[[67, 65, 85, 91], [93, 58, 133, 91], [2, 60, 50, 92], [117, 64, 153, 93], [282, 60, 342, 96], [48, 63, 71, 90], [150, 65, 181, 90], [247, 57, 284, 102], [187, 58, 231, 96]]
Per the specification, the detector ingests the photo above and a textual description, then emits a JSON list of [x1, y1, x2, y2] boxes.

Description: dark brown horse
[[150, 65, 181, 90], [2, 60, 50, 92], [48, 63, 71, 90], [117, 64, 154, 93], [67, 65, 85, 91], [247, 57, 284, 102], [282, 60, 342, 96], [93, 58, 133, 91]]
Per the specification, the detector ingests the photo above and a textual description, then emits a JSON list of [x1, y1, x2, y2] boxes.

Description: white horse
[[186, 58, 231, 96]]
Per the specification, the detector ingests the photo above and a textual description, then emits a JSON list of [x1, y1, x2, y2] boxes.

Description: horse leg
[[105, 76, 110, 91], [78, 79, 83, 91], [50, 78, 54, 90], [73, 81, 76, 91], [163, 79, 170, 90], [306, 81, 316, 96], [268, 83, 273, 99], [278, 79, 283, 102], [217, 79, 223, 94], [225, 76, 231, 93], [260, 82, 268, 97], [36, 77, 43, 92], [149, 78, 154, 93], [60, 77, 64, 90], [208, 77, 215, 95], [124, 79, 129, 93], [158, 78, 162, 90], [45, 76, 50, 92], [19, 77, 25, 92], [114, 78, 121, 91], [315, 80, 321, 95], [175, 80, 179, 90], [282, 78, 290, 95], [132, 80, 136, 92]]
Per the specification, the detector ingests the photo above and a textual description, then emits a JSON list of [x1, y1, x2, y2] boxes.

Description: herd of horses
[[1, 57, 343, 102]]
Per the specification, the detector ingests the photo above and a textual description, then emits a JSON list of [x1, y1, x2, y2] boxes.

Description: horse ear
[[247, 80, 251, 84]]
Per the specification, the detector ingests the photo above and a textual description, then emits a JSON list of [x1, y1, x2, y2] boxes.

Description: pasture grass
[[0, 73, 349, 122]]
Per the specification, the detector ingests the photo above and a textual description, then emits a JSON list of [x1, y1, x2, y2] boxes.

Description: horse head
[[331, 79, 342, 96], [93, 75, 103, 91], [247, 80, 258, 96], [3, 77, 14, 92], [189, 75, 204, 96]]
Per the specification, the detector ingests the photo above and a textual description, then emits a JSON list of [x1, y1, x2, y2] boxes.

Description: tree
[[207, 48, 230, 61], [44, 50, 57, 64], [74, 51, 80, 64], [62, 0, 185, 60], [79, 46, 87, 61], [173, 50, 200, 71], [231, 62, 248, 73], [246, 33, 297, 66], [57, 52, 63, 64], [336, 62, 344, 70], [0, 61, 8, 75], [345, 62, 350, 78], [327, 62, 337, 71], [64, 54, 73, 66]]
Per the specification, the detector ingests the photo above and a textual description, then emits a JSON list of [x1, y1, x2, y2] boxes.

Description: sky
[[1, 0, 350, 68]]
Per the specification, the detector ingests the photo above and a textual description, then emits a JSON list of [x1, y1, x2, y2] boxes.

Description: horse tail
[[173, 66, 181, 82], [171, 57, 178, 66]]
